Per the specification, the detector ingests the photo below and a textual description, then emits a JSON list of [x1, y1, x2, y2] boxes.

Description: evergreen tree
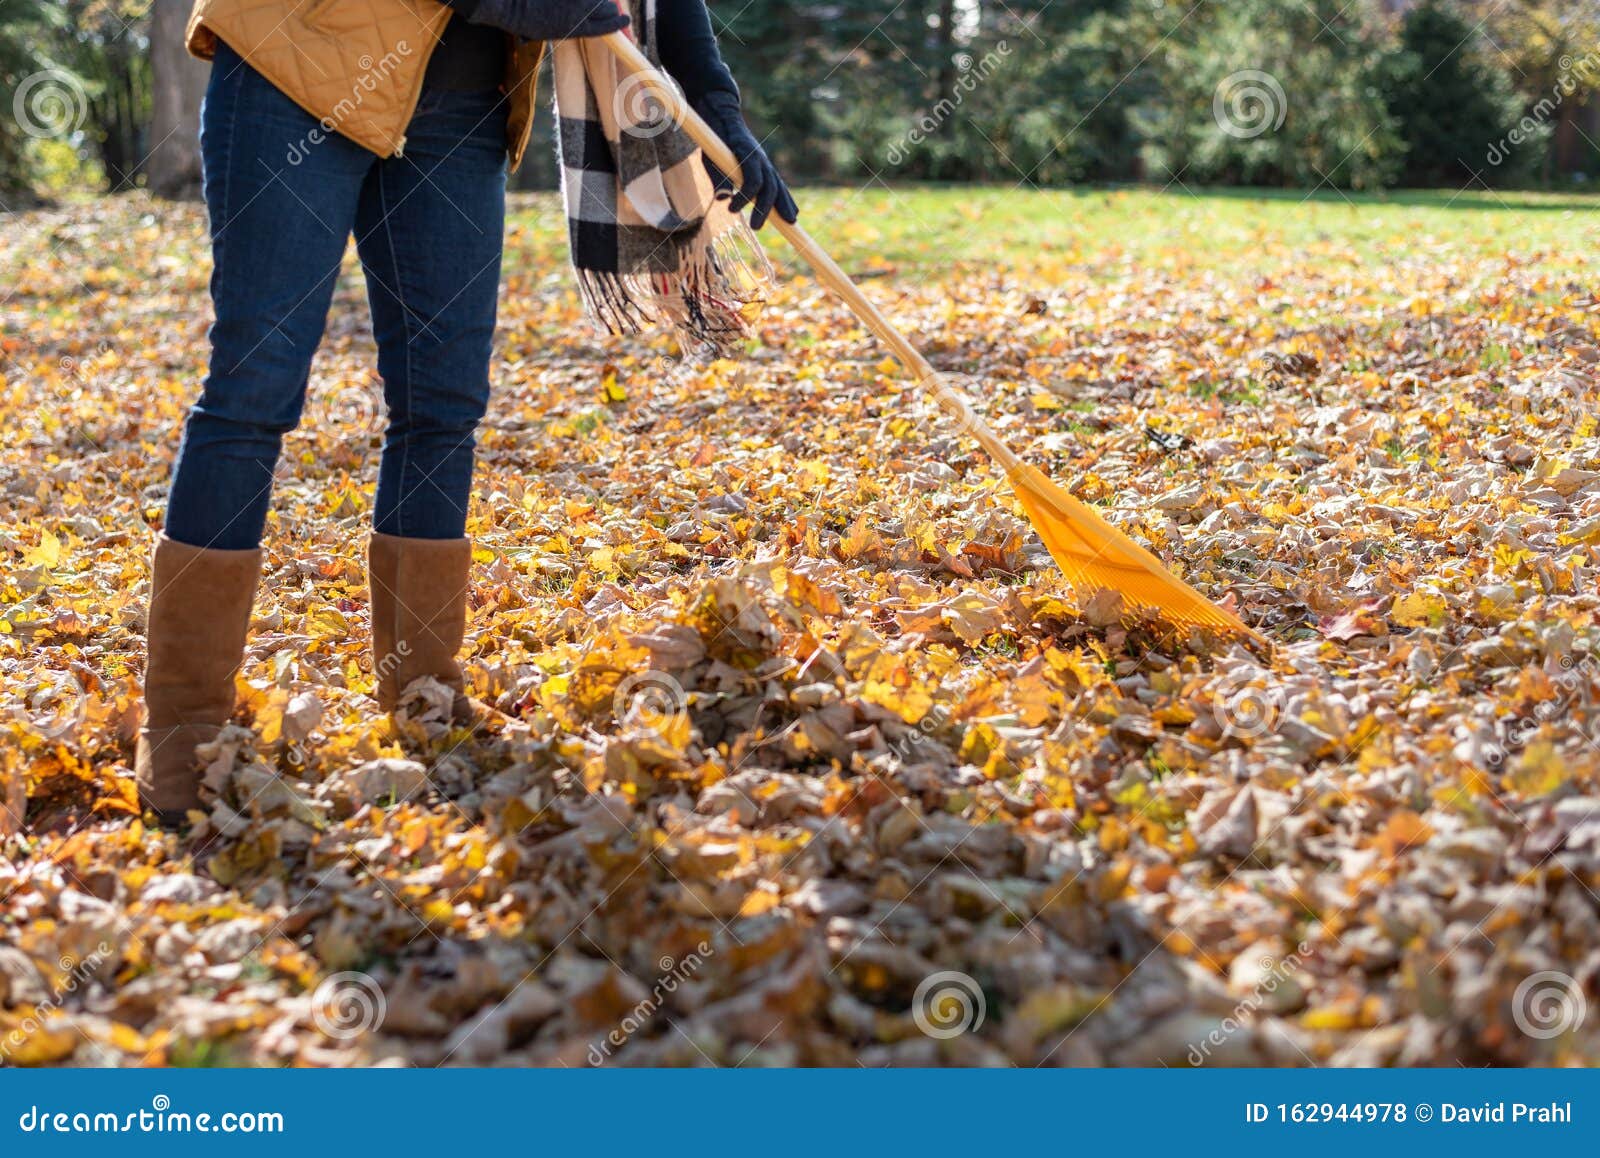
[[1135, 0, 1400, 191], [1383, 0, 1543, 186]]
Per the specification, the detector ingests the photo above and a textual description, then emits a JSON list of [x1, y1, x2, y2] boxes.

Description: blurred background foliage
[[2, 0, 1599, 201], [3, 0, 151, 200]]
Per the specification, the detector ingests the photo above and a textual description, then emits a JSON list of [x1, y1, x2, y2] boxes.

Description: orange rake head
[[1007, 464, 1257, 637]]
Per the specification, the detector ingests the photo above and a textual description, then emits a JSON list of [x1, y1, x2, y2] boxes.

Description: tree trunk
[[147, 0, 207, 200], [936, 0, 957, 95]]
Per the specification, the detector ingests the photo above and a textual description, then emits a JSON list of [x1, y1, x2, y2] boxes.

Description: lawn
[[1, 185, 1598, 1066]]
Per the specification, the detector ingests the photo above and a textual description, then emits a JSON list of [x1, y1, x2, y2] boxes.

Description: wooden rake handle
[[600, 31, 1025, 475]]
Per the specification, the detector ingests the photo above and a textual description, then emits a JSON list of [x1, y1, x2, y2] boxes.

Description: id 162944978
[[1244, 1103, 1575, 1126]]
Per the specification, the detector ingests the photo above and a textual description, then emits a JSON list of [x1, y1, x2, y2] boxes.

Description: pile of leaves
[[2, 189, 1599, 1067]]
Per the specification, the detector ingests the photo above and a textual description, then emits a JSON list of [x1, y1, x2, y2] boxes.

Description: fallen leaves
[[2, 189, 1600, 1068]]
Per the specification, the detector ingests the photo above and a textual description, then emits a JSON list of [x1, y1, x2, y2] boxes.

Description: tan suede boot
[[135, 536, 262, 824], [368, 533, 475, 717]]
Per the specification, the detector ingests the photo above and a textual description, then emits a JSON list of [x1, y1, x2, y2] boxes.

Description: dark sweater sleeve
[[654, 0, 739, 106], [443, 0, 737, 106]]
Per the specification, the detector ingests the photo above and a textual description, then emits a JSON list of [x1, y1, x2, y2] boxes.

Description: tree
[[1383, 0, 1538, 186], [1462, 0, 1600, 179], [982, 0, 1156, 185], [0, 0, 84, 201], [147, 0, 205, 198], [1134, 0, 1401, 190], [64, 0, 154, 192], [709, 1, 838, 179]]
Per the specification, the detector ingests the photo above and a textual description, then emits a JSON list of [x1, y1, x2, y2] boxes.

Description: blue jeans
[[165, 41, 509, 549]]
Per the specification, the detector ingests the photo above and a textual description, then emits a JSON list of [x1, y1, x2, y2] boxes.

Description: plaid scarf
[[553, 0, 767, 351]]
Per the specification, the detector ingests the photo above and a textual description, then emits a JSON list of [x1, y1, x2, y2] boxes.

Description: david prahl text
[[1436, 1103, 1572, 1124]]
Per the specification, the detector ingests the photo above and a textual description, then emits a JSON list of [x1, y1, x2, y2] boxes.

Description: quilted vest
[[184, 0, 546, 170]]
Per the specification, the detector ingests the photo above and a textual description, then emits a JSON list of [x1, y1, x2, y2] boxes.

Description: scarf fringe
[[576, 222, 775, 354]]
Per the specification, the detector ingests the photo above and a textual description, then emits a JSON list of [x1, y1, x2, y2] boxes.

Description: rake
[[601, 31, 1255, 639]]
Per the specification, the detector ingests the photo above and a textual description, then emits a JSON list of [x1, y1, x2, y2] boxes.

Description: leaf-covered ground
[[3, 187, 1600, 1067]]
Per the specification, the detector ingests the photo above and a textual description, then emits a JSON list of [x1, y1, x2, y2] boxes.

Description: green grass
[[506, 184, 1600, 282]]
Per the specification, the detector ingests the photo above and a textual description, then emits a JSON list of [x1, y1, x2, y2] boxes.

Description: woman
[[137, 0, 796, 823]]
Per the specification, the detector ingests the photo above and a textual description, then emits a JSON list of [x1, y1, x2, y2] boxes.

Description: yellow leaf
[[839, 514, 883, 561], [0, 1015, 77, 1064], [24, 531, 62, 569], [860, 654, 933, 724], [1391, 591, 1447, 628], [738, 887, 781, 917], [305, 605, 349, 639], [786, 570, 842, 616], [1507, 741, 1568, 798], [1374, 810, 1433, 858], [1301, 1005, 1362, 1031]]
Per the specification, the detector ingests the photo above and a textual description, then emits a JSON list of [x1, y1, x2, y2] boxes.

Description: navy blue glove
[[694, 90, 797, 230], [448, 0, 629, 41]]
